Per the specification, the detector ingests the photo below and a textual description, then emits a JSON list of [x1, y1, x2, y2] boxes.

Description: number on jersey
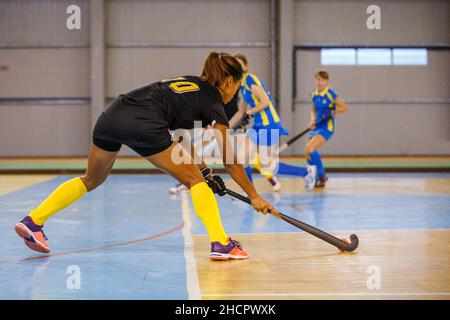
[[162, 77, 200, 94]]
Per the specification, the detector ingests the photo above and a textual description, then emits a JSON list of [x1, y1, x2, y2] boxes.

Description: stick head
[[338, 234, 359, 252], [347, 234, 359, 252]]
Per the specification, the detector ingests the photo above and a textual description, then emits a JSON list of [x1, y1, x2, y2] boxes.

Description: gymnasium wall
[[0, 0, 273, 156], [105, 0, 272, 96], [291, 0, 450, 155], [0, 0, 90, 156], [0, 0, 448, 156]]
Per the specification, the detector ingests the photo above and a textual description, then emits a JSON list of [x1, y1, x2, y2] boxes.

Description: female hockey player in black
[[15, 52, 277, 261]]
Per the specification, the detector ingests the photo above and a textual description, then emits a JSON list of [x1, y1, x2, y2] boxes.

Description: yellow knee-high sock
[[254, 153, 273, 180], [190, 182, 228, 245], [29, 177, 87, 226]]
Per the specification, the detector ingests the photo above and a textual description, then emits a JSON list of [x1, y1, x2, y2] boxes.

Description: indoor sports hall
[[0, 0, 449, 300]]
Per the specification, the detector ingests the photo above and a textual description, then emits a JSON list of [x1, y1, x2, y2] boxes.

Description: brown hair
[[201, 52, 243, 87], [234, 53, 248, 66], [315, 70, 329, 80]]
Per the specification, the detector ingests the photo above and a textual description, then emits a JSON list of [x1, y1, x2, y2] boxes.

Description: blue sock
[[245, 166, 253, 182], [276, 162, 307, 177], [308, 151, 325, 177]]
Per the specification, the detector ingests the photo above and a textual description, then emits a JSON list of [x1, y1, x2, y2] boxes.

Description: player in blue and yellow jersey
[[306, 70, 348, 188], [234, 54, 315, 192]]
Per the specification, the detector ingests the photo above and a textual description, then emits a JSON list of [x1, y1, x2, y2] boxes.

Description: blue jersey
[[240, 73, 281, 128], [310, 87, 337, 131]]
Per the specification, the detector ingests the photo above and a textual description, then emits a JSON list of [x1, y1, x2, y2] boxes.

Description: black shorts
[[92, 97, 173, 157]]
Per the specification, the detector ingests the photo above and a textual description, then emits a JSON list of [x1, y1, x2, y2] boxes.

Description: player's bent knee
[[80, 175, 107, 192], [185, 176, 204, 190], [305, 143, 317, 155]]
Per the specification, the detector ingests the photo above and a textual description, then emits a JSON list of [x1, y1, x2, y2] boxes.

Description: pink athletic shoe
[[15, 216, 50, 253], [210, 238, 249, 261]]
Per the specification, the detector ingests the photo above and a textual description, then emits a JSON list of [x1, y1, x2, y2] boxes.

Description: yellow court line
[[0, 175, 58, 196]]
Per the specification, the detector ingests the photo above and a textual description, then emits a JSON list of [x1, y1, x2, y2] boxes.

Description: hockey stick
[[276, 116, 333, 153], [225, 188, 359, 252]]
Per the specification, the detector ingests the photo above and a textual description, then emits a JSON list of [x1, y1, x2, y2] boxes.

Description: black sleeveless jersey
[[119, 75, 229, 130]]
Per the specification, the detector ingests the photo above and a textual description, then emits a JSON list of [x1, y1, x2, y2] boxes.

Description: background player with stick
[[306, 70, 348, 188], [234, 54, 317, 191]]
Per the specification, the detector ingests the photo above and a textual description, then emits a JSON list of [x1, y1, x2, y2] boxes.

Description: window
[[321, 49, 356, 65], [320, 48, 427, 66], [357, 49, 391, 65], [392, 49, 427, 65]]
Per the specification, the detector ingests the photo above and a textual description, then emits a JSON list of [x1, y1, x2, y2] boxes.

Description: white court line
[[181, 192, 202, 300], [203, 292, 450, 297]]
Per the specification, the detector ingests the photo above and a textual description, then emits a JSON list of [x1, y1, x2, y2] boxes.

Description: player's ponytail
[[201, 52, 243, 87]]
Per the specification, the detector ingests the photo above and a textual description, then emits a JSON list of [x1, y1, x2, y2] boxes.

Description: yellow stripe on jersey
[[249, 74, 279, 125], [250, 92, 259, 108], [251, 91, 270, 126], [161, 76, 186, 83], [260, 111, 270, 126], [327, 119, 334, 131], [268, 101, 280, 123], [312, 87, 331, 98], [326, 91, 334, 108], [243, 73, 255, 91], [249, 74, 262, 87]]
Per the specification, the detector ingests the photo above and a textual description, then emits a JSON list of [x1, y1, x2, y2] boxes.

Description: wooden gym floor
[[0, 170, 449, 299]]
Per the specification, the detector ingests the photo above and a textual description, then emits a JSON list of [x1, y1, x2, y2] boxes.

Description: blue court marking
[[0, 175, 189, 299]]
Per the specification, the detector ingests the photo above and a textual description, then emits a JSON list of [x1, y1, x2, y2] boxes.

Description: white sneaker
[[304, 165, 317, 192], [169, 182, 188, 194], [268, 175, 282, 192]]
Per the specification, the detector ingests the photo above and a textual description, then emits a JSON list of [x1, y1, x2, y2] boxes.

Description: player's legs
[[305, 134, 326, 160], [254, 144, 282, 192], [80, 143, 119, 191], [169, 128, 215, 194], [305, 134, 326, 188], [243, 132, 311, 191], [248, 134, 310, 191], [241, 135, 281, 191], [15, 143, 119, 253], [275, 162, 308, 177], [145, 141, 248, 260]]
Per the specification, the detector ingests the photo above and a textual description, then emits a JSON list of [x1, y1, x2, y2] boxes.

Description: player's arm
[[213, 123, 277, 214], [228, 93, 247, 129], [334, 97, 348, 114], [246, 84, 270, 116]]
